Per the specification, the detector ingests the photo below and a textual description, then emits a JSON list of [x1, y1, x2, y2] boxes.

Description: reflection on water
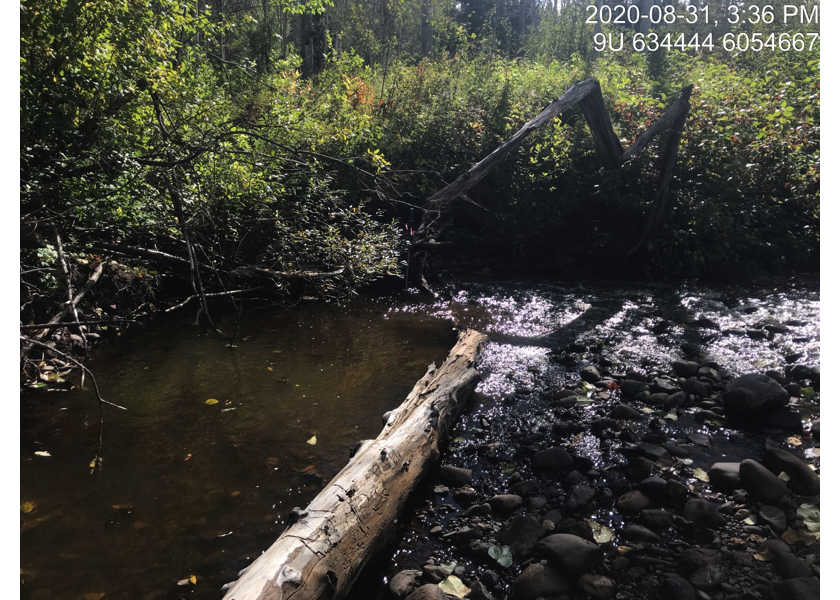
[[20, 301, 454, 600], [21, 279, 819, 599]]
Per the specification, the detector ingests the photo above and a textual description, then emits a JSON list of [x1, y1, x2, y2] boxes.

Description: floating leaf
[[205, 398, 219, 405], [664, 412, 678, 420], [787, 436, 802, 446], [589, 521, 615, 544], [782, 528, 818, 546], [500, 461, 517, 475], [34, 451, 51, 457], [184, 454, 192, 461], [778, 471, 790, 481], [801, 387, 815, 399], [797, 503, 820, 532], [693, 468, 710, 482], [21, 502, 36, 514], [543, 519, 555, 531], [306, 436, 317, 445], [488, 545, 513, 568], [754, 548, 775, 561], [189, 575, 197, 585], [744, 515, 758, 525], [439, 575, 470, 597], [440, 561, 458, 574], [680, 458, 694, 466]]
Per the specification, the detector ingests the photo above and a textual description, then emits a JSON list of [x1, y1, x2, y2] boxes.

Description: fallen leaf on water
[[589, 521, 615, 544], [543, 519, 555, 531], [439, 575, 470, 598], [190, 576, 197, 584], [488, 545, 513, 568], [440, 561, 458, 574], [778, 471, 790, 481], [20, 502, 36, 514], [184, 454, 192, 461], [34, 451, 51, 457], [81, 594, 105, 600], [217, 531, 232, 538], [306, 436, 317, 445], [744, 515, 757, 525], [693, 468, 710, 482], [230, 491, 241, 497], [205, 398, 219, 405], [177, 579, 190, 586], [782, 528, 819, 546], [267, 366, 273, 371], [754, 548, 775, 561], [797, 503, 820, 532], [787, 435, 802, 446]]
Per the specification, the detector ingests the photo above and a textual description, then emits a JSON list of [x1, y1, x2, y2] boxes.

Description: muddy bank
[[348, 279, 820, 600]]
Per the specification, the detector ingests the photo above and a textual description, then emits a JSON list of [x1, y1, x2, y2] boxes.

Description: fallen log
[[222, 329, 488, 600]]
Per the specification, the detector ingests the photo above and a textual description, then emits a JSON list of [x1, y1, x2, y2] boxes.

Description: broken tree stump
[[222, 329, 488, 600]]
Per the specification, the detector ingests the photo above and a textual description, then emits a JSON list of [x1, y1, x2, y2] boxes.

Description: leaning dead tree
[[414, 78, 693, 256], [222, 329, 487, 600]]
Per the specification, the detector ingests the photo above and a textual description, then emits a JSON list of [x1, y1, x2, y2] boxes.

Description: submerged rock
[[724, 374, 790, 418]]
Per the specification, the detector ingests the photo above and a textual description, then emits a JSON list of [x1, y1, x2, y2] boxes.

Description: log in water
[[223, 328, 487, 600]]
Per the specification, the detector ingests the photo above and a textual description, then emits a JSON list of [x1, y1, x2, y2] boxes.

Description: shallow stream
[[20, 278, 819, 599]]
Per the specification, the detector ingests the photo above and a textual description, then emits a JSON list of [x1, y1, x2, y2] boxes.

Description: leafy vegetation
[[21, 0, 819, 375]]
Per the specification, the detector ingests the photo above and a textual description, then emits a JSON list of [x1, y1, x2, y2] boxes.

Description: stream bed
[[20, 278, 820, 600]]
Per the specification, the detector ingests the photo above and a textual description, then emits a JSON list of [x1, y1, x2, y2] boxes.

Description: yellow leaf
[[787, 435, 802, 446], [184, 454, 192, 461], [21, 502, 36, 514], [205, 398, 219, 405], [306, 436, 317, 445], [189, 575, 197, 585]]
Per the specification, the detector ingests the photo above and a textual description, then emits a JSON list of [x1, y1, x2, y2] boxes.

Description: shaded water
[[20, 300, 454, 600], [21, 279, 819, 599]]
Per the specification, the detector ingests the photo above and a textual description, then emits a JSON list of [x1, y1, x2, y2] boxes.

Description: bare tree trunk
[[222, 330, 487, 600], [421, 0, 433, 56]]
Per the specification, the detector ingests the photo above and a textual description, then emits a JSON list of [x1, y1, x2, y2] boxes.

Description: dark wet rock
[[665, 479, 689, 499], [535, 533, 604, 575], [811, 420, 819, 441], [617, 490, 650, 512], [664, 444, 691, 458], [665, 391, 688, 409], [555, 518, 597, 543], [694, 409, 721, 422], [708, 463, 742, 493], [553, 421, 584, 437], [674, 360, 701, 378], [390, 570, 421, 599], [640, 476, 667, 496], [684, 499, 726, 529], [611, 404, 643, 420], [566, 484, 596, 512], [543, 509, 563, 527], [422, 564, 449, 583], [724, 374, 790, 418], [652, 377, 680, 394], [680, 548, 722, 574], [488, 494, 523, 514], [596, 487, 615, 507], [681, 379, 710, 398], [440, 465, 473, 487], [497, 515, 546, 559], [509, 479, 540, 497], [659, 575, 696, 600], [761, 539, 793, 557], [766, 409, 803, 432], [636, 443, 669, 461], [727, 551, 754, 567], [578, 574, 616, 599], [405, 583, 448, 600], [512, 563, 570, 600], [456, 525, 482, 542], [740, 459, 792, 504], [784, 383, 802, 397], [453, 486, 478, 505], [689, 565, 730, 591], [590, 418, 617, 434], [467, 580, 494, 600], [763, 448, 820, 496], [786, 364, 820, 385], [468, 539, 493, 559], [644, 392, 669, 406], [480, 570, 500, 587], [688, 432, 713, 447], [622, 523, 659, 542], [620, 380, 649, 400], [532, 447, 574, 471], [759, 505, 787, 534], [641, 509, 673, 530], [581, 366, 601, 383], [772, 552, 813, 580], [625, 457, 657, 482], [762, 577, 820, 600]]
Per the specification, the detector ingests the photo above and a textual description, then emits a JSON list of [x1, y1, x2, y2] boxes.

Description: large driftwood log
[[223, 329, 488, 600]]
